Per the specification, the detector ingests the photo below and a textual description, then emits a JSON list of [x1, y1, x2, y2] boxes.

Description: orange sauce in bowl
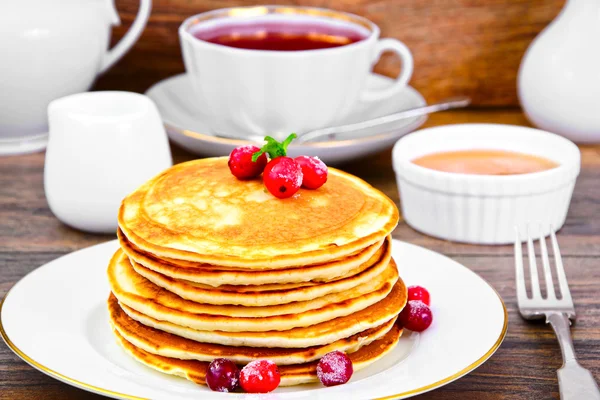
[[411, 150, 559, 175]]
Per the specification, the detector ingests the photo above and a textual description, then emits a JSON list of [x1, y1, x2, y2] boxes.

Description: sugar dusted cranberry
[[263, 157, 303, 199], [295, 155, 328, 189], [240, 359, 280, 393], [317, 350, 353, 387], [228, 145, 268, 179], [206, 358, 240, 392], [398, 300, 433, 332], [407, 285, 430, 305]]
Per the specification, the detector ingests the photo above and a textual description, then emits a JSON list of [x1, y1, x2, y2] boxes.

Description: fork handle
[[547, 313, 600, 400]]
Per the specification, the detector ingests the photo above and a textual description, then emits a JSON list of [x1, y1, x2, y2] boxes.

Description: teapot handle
[[100, 0, 152, 74]]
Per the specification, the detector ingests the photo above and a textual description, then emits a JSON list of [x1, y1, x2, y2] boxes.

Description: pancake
[[120, 230, 388, 287], [109, 294, 397, 365], [109, 250, 399, 332], [126, 244, 393, 306], [113, 322, 402, 387], [118, 157, 399, 269], [118, 279, 407, 348], [129, 260, 396, 315]]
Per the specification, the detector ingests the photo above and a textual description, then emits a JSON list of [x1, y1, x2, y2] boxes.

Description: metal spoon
[[214, 96, 471, 143], [297, 96, 471, 143]]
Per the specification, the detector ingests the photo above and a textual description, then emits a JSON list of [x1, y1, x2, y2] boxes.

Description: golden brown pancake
[[117, 278, 406, 348], [126, 237, 390, 295], [109, 249, 399, 332], [125, 247, 394, 307], [113, 322, 402, 387], [109, 293, 397, 365], [118, 158, 399, 269], [119, 230, 389, 288]]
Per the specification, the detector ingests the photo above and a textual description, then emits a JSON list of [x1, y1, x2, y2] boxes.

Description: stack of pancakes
[[108, 157, 406, 387]]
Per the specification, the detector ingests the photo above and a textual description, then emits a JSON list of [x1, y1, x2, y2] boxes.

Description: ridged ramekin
[[392, 124, 581, 244]]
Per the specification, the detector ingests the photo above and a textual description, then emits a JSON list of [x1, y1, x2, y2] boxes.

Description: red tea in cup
[[191, 20, 368, 51]]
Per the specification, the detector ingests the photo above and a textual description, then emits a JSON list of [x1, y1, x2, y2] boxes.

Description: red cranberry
[[263, 157, 303, 199], [295, 156, 328, 189], [407, 285, 430, 305], [398, 300, 433, 332], [206, 358, 240, 392], [240, 360, 280, 393], [228, 145, 267, 180], [316, 350, 353, 387]]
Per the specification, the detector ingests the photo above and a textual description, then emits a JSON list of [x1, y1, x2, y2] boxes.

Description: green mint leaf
[[251, 148, 266, 162], [254, 133, 297, 160], [281, 133, 297, 154]]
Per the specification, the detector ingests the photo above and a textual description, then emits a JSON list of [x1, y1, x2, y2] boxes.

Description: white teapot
[[0, 0, 151, 155]]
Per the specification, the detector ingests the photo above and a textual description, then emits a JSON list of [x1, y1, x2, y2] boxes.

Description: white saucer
[[146, 74, 427, 164], [1, 239, 506, 399], [0, 132, 48, 156]]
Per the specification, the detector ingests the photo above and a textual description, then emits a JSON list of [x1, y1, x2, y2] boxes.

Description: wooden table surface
[[1, 109, 599, 400]]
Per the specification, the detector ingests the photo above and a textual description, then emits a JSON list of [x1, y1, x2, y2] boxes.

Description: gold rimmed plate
[[0, 239, 507, 399], [145, 73, 427, 165]]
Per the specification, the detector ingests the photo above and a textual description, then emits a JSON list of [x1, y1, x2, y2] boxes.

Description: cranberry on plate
[[398, 300, 433, 332], [407, 285, 430, 306], [206, 358, 240, 392], [240, 359, 281, 393], [317, 350, 353, 387]]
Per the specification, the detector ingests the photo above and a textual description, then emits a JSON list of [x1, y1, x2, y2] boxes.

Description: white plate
[[0, 240, 507, 399], [145, 74, 427, 164]]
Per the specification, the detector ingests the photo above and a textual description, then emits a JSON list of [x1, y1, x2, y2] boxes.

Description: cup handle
[[100, 0, 152, 74], [361, 38, 414, 103]]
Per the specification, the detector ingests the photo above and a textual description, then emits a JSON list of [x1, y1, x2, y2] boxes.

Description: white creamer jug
[[0, 0, 151, 154]]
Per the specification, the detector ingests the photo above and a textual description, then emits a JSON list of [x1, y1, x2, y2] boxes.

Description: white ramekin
[[392, 124, 581, 244]]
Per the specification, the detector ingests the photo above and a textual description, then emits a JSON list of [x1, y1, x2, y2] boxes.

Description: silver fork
[[515, 227, 600, 400]]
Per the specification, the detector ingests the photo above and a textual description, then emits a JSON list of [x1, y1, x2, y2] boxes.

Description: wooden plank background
[[95, 0, 565, 107]]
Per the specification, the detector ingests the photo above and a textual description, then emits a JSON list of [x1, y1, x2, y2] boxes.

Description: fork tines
[[514, 225, 575, 318]]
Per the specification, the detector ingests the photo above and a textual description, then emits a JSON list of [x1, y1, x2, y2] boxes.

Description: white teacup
[[179, 6, 413, 138], [44, 92, 172, 234]]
